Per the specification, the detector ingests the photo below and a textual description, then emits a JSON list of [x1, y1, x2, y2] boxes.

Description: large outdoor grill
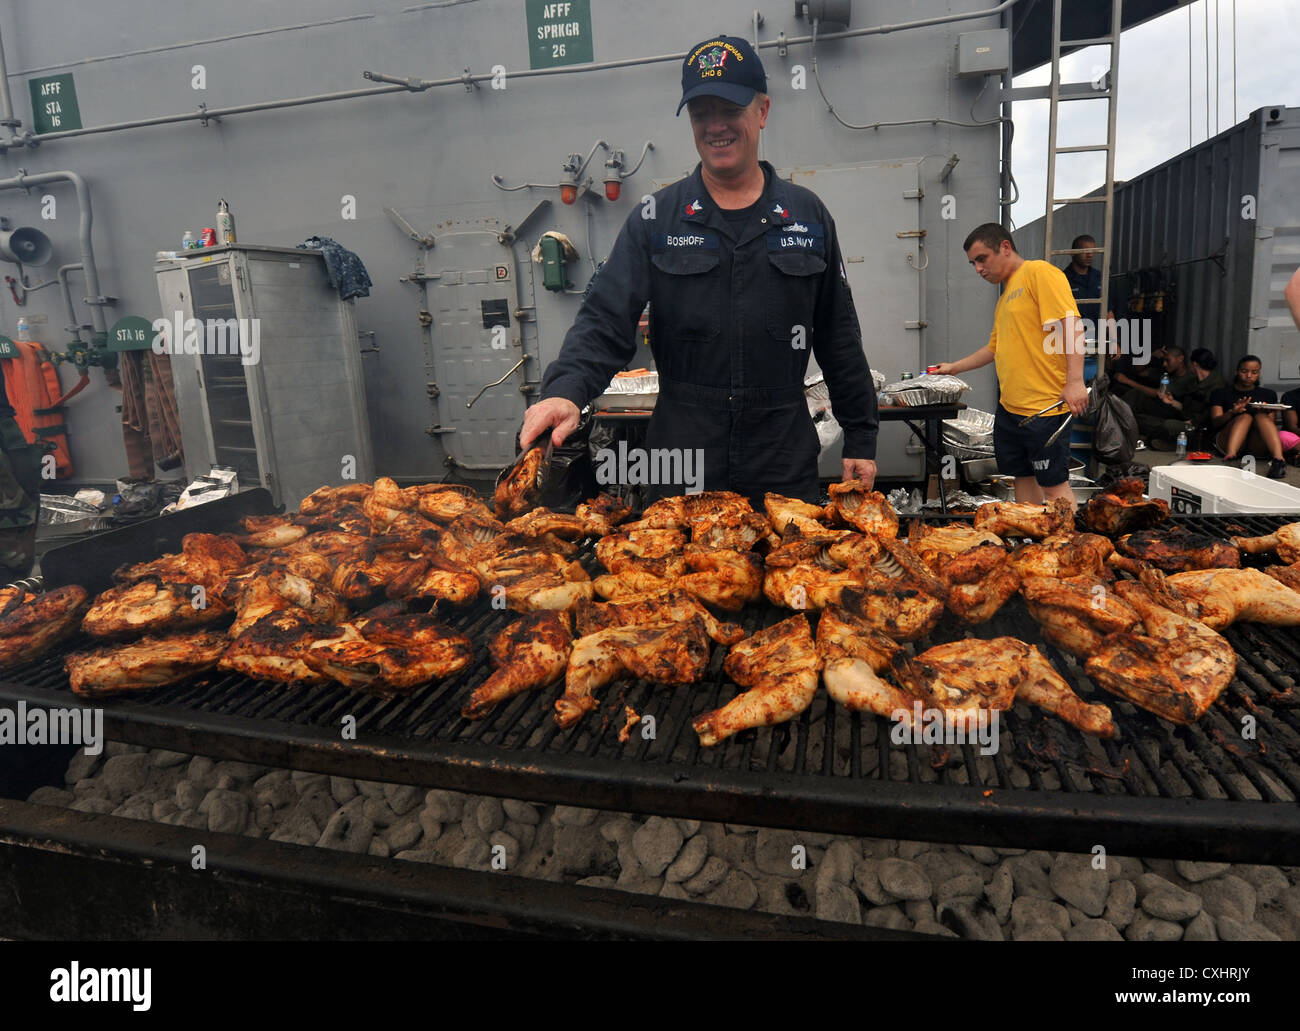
[[3, 502, 1299, 881]]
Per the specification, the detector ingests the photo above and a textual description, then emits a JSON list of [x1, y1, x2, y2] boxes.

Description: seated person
[[1282, 383, 1300, 464], [1133, 345, 1197, 449], [1111, 346, 1165, 411], [1173, 347, 1228, 448], [1207, 354, 1289, 479]]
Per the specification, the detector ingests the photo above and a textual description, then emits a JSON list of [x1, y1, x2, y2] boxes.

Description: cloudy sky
[[1010, 0, 1300, 228]]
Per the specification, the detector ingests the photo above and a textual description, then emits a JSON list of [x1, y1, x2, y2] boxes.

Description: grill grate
[[4, 512, 1300, 862]]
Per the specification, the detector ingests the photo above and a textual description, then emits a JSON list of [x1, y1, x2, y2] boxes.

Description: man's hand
[[843, 458, 877, 489], [930, 362, 958, 376], [519, 397, 581, 450], [1060, 381, 1090, 417]]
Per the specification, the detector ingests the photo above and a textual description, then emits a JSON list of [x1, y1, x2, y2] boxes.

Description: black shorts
[[994, 403, 1072, 486]]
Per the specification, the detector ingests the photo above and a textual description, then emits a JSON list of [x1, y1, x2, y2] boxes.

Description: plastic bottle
[[1159, 373, 1170, 395], [15, 317, 30, 341], [182, 230, 195, 250], [1175, 431, 1187, 459]]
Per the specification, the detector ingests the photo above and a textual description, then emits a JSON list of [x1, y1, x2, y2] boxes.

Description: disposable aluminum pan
[[880, 374, 970, 407], [943, 438, 995, 461], [594, 371, 659, 410], [942, 408, 995, 446]]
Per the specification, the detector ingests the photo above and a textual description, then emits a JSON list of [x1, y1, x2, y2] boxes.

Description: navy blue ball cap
[[677, 35, 767, 115]]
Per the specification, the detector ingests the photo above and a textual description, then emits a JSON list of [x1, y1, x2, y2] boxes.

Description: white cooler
[[1148, 464, 1300, 515]]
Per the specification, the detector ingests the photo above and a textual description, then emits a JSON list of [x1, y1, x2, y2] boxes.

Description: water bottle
[[216, 199, 236, 245], [15, 317, 30, 341], [182, 230, 195, 250], [1176, 430, 1187, 459], [1159, 373, 1170, 396]]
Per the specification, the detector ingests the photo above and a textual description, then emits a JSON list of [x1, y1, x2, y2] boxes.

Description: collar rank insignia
[[685, 199, 704, 216], [772, 202, 789, 219]]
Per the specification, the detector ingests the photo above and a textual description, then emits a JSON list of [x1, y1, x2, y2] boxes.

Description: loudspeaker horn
[[0, 226, 54, 266]]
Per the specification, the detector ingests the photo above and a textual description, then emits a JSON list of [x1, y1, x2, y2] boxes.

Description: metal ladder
[[1042, 0, 1123, 340]]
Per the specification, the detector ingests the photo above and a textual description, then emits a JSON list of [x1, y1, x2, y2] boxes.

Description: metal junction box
[[956, 29, 1010, 78], [155, 245, 375, 508]]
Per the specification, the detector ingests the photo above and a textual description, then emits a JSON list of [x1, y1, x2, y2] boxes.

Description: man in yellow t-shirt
[[933, 223, 1089, 508]]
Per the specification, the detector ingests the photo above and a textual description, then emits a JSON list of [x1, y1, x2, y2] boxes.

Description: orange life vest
[[2, 339, 74, 478]]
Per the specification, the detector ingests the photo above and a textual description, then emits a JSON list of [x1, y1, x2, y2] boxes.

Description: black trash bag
[[0, 417, 42, 581], [1084, 371, 1139, 465]]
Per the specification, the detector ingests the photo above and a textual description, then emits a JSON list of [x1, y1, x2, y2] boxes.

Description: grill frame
[[6, 507, 1300, 864]]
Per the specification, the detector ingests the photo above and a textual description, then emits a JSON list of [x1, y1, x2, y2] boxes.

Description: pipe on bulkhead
[[0, 23, 17, 131], [0, 171, 107, 338], [28, 0, 1026, 146], [57, 263, 87, 344]]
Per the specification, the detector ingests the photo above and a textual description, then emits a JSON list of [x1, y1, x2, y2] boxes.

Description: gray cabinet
[[156, 245, 374, 509]]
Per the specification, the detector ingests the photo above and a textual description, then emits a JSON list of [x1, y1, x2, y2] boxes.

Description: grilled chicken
[[0, 586, 90, 668], [494, 447, 546, 519], [678, 545, 763, 611], [593, 568, 678, 601], [890, 638, 1020, 728], [253, 549, 336, 586], [236, 515, 310, 549], [295, 502, 372, 535], [283, 530, 372, 559], [764, 492, 827, 536], [838, 578, 946, 641], [219, 610, 333, 685], [463, 611, 572, 718], [1085, 579, 1237, 724], [575, 589, 744, 645], [331, 543, 426, 603], [67, 631, 228, 697], [506, 508, 594, 541], [1164, 568, 1300, 629], [905, 520, 1003, 558], [303, 612, 473, 697], [1014, 646, 1117, 738], [1010, 532, 1114, 580], [595, 527, 686, 570], [573, 493, 633, 538], [113, 532, 249, 589], [1265, 563, 1300, 593], [690, 510, 779, 552], [628, 491, 754, 532], [1232, 522, 1300, 565], [556, 617, 711, 728], [693, 614, 821, 747], [473, 537, 594, 612], [816, 605, 915, 716], [405, 553, 482, 604], [415, 484, 495, 524], [825, 481, 899, 539], [939, 544, 1021, 624], [764, 527, 876, 570], [1112, 527, 1241, 573], [1020, 574, 1140, 658], [1081, 477, 1170, 536], [83, 579, 230, 638], [893, 636, 1115, 738], [973, 498, 1073, 539], [299, 483, 372, 516], [763, 562, 869, 611], [223, 567, 349, 636]]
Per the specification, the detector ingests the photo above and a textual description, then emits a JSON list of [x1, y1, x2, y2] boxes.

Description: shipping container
[[1020, 105, 1300, 389]]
